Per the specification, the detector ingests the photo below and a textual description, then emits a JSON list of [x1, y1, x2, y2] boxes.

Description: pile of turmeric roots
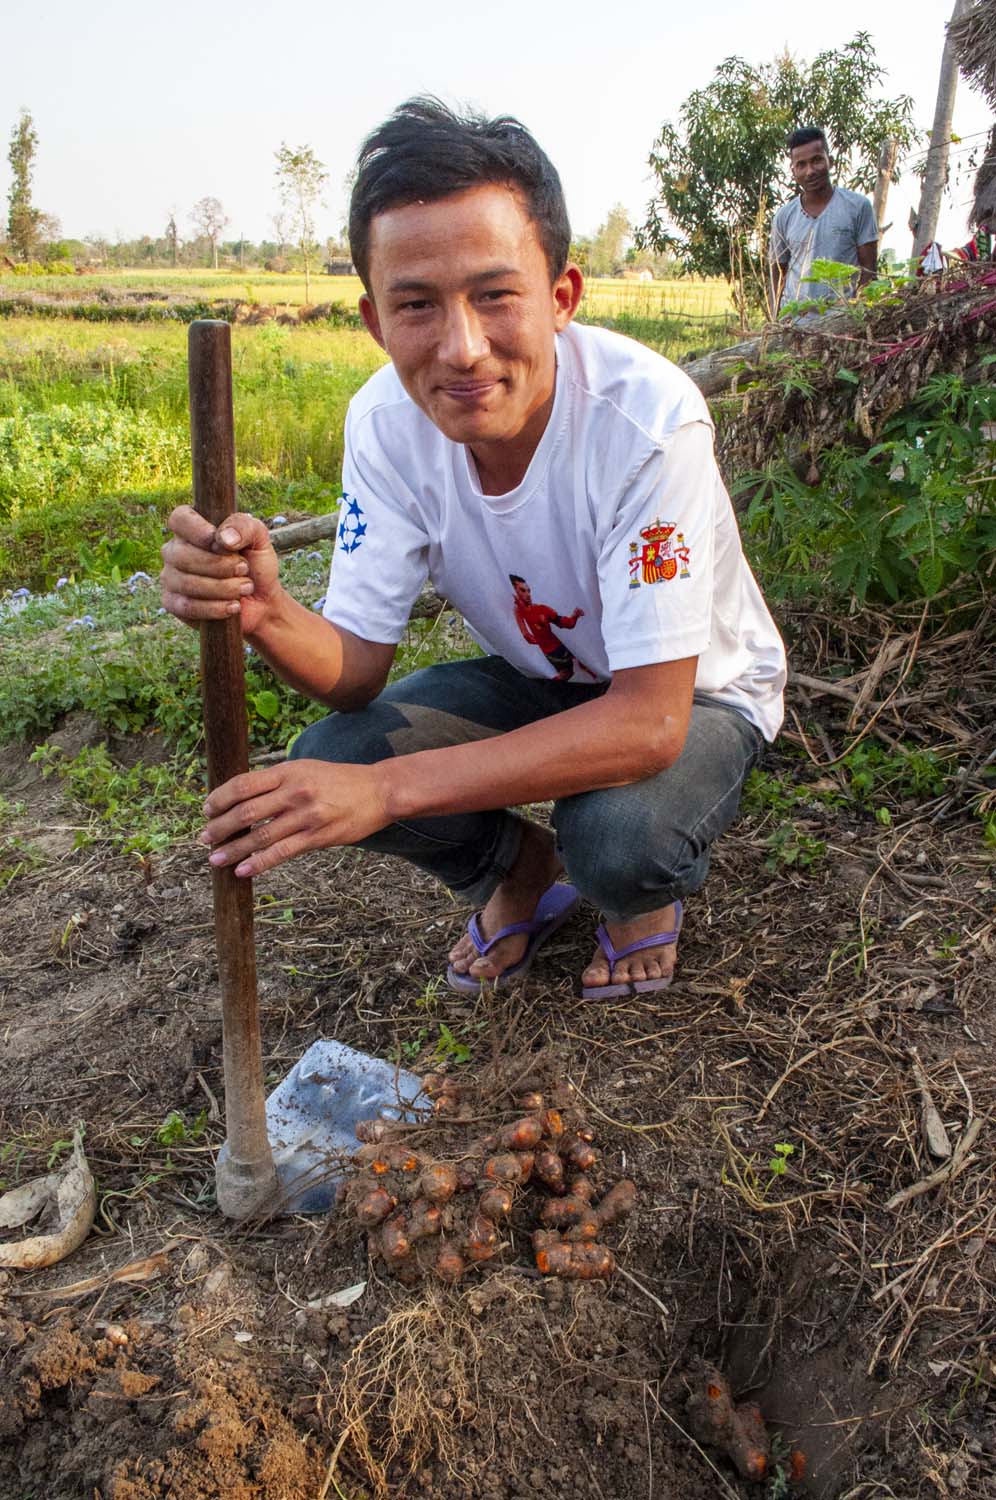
[[339, 1075, 636, 1285]]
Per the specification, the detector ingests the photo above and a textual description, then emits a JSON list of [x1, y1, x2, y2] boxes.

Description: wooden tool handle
[[188, 320, 275, 1217]]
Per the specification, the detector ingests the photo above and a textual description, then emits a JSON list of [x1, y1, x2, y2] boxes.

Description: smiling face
[[789, 138, 832, 198], [359, 184, 583, 491]]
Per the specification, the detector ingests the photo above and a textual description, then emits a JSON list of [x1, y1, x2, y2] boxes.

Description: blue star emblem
[[336, 493, 366, 555]]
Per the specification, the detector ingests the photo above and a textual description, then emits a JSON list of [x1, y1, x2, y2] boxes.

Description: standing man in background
[[769, 127, 878, 314]]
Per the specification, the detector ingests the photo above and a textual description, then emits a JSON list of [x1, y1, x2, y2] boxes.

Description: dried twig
[[883, 1116, 984, 1211]]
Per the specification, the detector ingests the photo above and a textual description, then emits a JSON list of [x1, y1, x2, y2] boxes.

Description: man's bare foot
[[448, 821, 563, 983], [580, 903, 681, 990]]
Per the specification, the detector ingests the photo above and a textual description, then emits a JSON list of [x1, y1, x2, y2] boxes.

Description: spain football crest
[[628, 519, 691, 588]]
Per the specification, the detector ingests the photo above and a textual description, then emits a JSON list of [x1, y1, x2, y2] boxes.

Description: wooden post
[[188, 320, 277, 1221]]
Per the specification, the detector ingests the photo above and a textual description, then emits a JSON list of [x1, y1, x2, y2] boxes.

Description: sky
[[2, 0, 991, 260]]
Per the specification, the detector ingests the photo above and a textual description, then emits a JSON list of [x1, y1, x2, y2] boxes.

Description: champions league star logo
[[336, 493, 367, 555]]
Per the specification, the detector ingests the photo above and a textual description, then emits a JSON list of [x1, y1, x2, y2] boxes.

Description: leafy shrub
[[0, 401, 187, 519], [742, 369, 996, 606]]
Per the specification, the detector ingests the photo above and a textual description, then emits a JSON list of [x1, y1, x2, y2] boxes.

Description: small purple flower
[[11, 587, 30, 599], [126, 571, 153, 592], [65, 615, 97, 632], [311, 594, 327, 612], [55, 577, 69, 589], [156, 606, 167, 615], [244, 643, 254, 656], [271, 514, 288, 527], [306, 550, 323, 561]]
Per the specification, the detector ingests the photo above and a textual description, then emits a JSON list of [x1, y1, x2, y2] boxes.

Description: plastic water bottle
[[220, 1040, 427, 1214]]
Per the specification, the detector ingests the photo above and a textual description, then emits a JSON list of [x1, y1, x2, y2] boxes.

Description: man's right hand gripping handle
[[160, 505, 281, 635]]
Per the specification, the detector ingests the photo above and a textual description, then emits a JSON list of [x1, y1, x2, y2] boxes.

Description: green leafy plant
[[768, 1142, 795, 1178], [45, 1136, 74, 1169], [763, 823, 826, 872], [433, 1022, 472, 1067], [396, 1027, 429, 1064], [155, 1109, 208, 1148], [34, 742, 204, 855], [744, 371, 996, 607], [414, 977, 444, 1013], [840, 742, 950, 805]]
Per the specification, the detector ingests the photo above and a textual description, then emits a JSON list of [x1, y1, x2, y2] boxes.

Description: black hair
[[509, 574, 526, 586], [787, 126, 830, 157], [349, 97, 571, 291]]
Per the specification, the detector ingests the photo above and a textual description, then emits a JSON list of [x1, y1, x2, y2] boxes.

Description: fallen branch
[[883, 1116, 984, 1211]]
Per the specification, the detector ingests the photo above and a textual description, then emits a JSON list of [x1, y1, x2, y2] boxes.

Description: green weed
[[433, 1022, 473, 1067], [154, 1109, 208, 1148], [763, 823, 826, 872], [767, 1142, 795, 1180], [840, 742, 950, 805], [33, 743, 204, 856]]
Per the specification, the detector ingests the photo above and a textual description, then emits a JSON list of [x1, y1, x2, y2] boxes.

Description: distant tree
[[569, 237, 593, 276], [86, 234, 110, 267], [270, 211, 288, 257], [190, 196, 229, 269], [588, 203, 631, 277], [274, 142, 328, 301], [640, 33, 917, 321], [165, 212, 179, 267], [7, 109, 42, 261]]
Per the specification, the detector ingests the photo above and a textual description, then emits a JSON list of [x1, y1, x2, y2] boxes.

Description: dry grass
[[329, 1282, 511, 1497]]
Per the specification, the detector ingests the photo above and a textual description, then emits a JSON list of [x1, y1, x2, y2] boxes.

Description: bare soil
[[1, 680, 994, 1499]]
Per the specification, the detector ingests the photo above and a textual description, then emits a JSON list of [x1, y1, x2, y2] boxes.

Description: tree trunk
[[873, 138, 899, 238], [914, 0, 973, 257]]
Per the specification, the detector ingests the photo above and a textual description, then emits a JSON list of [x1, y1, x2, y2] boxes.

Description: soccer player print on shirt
[[336, 493, 368, 555], [509, 574, 598, 683], [627, 519, 691, 589]]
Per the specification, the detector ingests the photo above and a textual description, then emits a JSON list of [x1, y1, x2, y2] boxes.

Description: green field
[[3, 266, 733, 316], [0, 267, 736, 592]]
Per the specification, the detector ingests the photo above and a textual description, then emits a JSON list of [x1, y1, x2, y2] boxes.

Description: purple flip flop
[[581, 900, 683, 999], [446, 882, 579, 993]]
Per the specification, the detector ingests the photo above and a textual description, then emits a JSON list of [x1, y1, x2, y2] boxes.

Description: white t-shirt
[[325, 322, 786, 742]]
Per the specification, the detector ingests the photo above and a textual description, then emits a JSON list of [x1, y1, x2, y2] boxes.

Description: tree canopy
[[274, 143, 328, 301], [640, 33, 917, 314], [190, 197, 229, 269], [7, 109, 42, 261]]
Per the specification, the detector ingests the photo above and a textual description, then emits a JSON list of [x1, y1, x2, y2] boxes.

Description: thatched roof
[[950, 0, 996, 226], [950, 0, 996, 108], [970, 123, 996, 226]]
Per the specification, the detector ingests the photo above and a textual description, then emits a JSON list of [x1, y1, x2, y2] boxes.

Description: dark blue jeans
[[289, 657, 764, 920]]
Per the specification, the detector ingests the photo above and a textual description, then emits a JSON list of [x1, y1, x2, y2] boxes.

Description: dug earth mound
[[1, 668, 994, 1497]]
